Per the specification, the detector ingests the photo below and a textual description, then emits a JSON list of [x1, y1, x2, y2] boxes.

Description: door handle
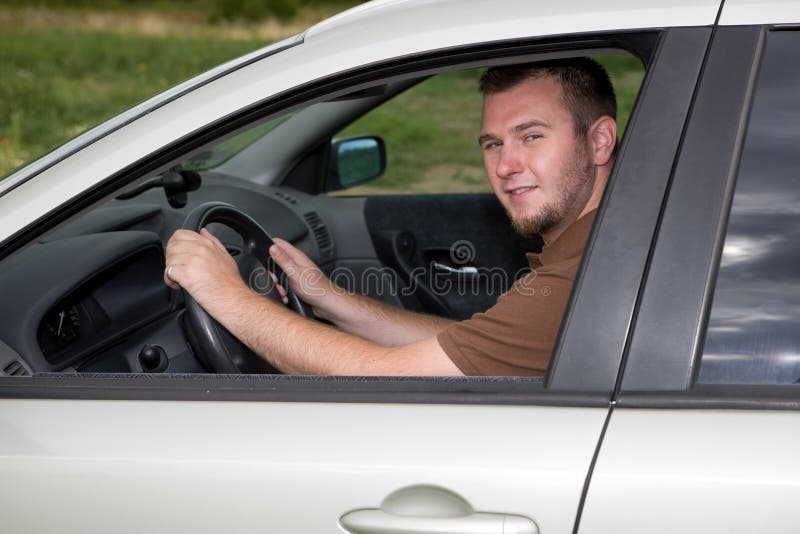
[[339, 485, 538, 534], [431, 261, 479, 278]]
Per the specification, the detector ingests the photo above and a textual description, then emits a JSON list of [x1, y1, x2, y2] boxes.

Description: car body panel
[[580, 409, 800, 533], [585, 22, 800, 533], [549, 26, 710, 391], [0, 0, 720, 245], [306, 0, 721, 52], [619, 25, 762, 391], [0, 399, 607, 533], [721, 0, 800, 24], [2, 0, 798, 532]]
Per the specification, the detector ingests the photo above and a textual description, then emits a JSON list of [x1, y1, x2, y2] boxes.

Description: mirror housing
[[326, 136, 386, 192]]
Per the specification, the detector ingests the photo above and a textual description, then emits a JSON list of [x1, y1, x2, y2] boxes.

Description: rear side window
[[699, 31, 800, 385]]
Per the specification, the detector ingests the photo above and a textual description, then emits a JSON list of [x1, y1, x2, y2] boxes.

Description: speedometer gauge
[[38, 304, 81, 355]]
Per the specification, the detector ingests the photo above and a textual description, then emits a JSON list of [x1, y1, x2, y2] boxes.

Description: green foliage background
[[338, 57, 643, 193], [0, 0, 358, 21], [0, 2, 644, 191], [0, 1, 364, 176], [0, 30, 266, 175]]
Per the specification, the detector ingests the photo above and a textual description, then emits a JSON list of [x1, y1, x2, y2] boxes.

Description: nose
[[495, 144, 523, 179]]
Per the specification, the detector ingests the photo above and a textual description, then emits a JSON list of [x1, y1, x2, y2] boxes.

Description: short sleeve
[[436, 258, 580, 376]]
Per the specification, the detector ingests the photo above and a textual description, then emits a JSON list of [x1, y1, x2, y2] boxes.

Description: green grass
[[0, 29, 266, 177], [337, 69, 486, 193], [0, 0, 361, 22], [0, 7, 644, 193], [337, 56, 644, 194], [600, 55, 645, 132]]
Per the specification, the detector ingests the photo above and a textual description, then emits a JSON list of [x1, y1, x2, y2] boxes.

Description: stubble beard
[[509, 145, 594, 239]]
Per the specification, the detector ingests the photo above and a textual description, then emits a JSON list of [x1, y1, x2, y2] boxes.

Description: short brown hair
[[479, 57, 617, 137]]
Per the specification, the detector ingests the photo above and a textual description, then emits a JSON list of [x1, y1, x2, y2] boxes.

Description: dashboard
[[0, 175, 339, 375]]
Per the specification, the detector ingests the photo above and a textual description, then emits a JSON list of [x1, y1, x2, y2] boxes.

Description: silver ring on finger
[[166, 264, 175, 283]]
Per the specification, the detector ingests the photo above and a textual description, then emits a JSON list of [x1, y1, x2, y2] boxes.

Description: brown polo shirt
[[437, 210, 597, 376]]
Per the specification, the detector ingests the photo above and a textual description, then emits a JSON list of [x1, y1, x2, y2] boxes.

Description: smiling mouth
[[507, 186, 535, 197]]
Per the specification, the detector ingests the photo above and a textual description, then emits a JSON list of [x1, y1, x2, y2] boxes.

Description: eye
[[482, 140, 501, 151], [524, 133, 542, 142]]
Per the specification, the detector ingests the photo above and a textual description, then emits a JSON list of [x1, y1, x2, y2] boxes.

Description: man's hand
[[164, 228, 249, 312], [163, 230, 461, 375], [268, 238, 346, 321], [270, 237, 454, 346]]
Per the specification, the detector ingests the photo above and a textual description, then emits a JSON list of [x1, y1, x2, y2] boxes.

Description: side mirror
[[326, 136, 386, 192]]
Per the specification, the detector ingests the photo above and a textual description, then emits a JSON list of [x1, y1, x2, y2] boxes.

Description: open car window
[[0, 44, 647, 382], [330, 57, 643, 196]]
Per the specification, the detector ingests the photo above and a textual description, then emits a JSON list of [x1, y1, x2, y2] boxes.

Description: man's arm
[[269, 238, 454, 346], [164, 229, 462, 375]]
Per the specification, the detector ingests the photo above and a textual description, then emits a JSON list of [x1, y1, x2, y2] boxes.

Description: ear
[[587, 115, 617, 166]]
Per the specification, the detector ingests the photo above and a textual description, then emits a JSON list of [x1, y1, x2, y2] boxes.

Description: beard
[[511, 202, 561, 238], [508, 145, 594, 238]]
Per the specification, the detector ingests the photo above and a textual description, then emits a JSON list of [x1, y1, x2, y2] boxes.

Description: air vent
[[3, 360, 30, 377], [303, 211, 334, 260], [273, 190, 297, 205]]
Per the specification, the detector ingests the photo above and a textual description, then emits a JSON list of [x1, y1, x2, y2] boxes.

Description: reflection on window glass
[[700, 31, 800, 385], [336, 138, 382, 188], [182, 114, 292, 171]]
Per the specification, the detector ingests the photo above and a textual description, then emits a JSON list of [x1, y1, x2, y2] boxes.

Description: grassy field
[[0, 5, 644, 193], [339, 56, 643, 194], [0, 28, 266, 175], [0, 4, 352, 177]]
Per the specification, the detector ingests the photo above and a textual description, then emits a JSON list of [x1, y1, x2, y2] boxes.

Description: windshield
[[181, 114, 293, 172]]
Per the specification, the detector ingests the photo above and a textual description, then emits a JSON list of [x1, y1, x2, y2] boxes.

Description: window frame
[[0, 28, 703, 405], [619, 25, 800, 408]]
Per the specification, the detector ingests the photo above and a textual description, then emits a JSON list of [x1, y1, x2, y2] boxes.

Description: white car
[[1, 0, 799, 532]]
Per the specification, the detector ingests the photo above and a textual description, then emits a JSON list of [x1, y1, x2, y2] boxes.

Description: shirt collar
[[526, 209, 597, 269]]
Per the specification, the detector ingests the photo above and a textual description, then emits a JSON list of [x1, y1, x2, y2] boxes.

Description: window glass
[[3, 50, 646, 381], [331, 56, 643, 195], [333, 69, 489, 195], [699, 31, 800, 385], [181, 114, 292, 171]]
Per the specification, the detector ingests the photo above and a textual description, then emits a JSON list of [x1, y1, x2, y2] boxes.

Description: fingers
[[268, 244, 299, 283], [268, 241, 293, 270], [164, 264, 181, 289], [163, 228, 239, 294], [269, 271, 289, 304], [268, 238, 334, 306], [163, 250, 197, 289], [166, 229, 223, 263], [271, 238, 317, 269], [200, 228, 229, 254], [164, 230, 202, 289]]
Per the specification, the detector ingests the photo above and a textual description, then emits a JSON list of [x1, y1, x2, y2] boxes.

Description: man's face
[[479, 76, 595, 240]]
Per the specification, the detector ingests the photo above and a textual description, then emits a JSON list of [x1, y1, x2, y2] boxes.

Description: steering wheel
[[181, 202, 312, 373]]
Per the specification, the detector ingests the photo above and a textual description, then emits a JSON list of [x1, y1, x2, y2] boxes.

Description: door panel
[[580, 409, 800, 533], [364, 193, 534, 319], [0, 399, 607, 534]]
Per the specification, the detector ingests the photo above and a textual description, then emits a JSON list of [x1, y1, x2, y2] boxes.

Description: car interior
[[0, 52, 644, 376]]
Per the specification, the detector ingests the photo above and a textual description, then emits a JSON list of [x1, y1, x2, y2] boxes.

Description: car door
[[0, 11, 715, 534], [579, 14, 800, 534]]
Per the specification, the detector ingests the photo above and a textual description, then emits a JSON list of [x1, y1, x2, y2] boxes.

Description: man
[[164, 58, 617, 376]]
